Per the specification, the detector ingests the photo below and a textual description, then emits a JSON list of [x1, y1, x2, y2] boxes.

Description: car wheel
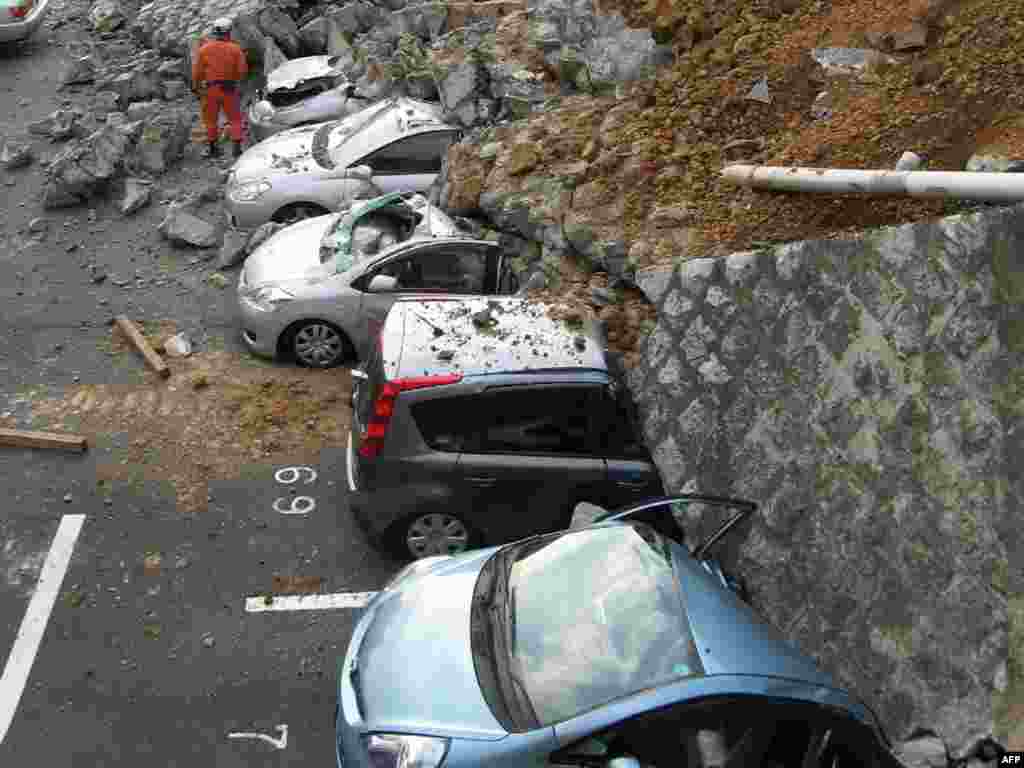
[[396, 512, 476, 560], [288, 321, 350, 368], [272, 203, 330, 225]]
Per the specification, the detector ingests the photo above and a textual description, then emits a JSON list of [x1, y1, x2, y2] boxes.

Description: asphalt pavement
[[1, 13, 401, 767]]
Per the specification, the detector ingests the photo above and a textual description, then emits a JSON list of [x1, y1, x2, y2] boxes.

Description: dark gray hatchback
[[346, 295, 665, 559]]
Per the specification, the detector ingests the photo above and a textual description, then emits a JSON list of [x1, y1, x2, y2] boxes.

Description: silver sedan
[[225, 97, 459, 230], [246, 55, 373, 142], [237, 192, 519, 367], [0, 0, 50, 43]]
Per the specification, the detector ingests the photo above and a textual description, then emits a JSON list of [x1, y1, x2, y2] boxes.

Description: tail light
[[9, 0, 33, 17], [358, 374, 462, 458]]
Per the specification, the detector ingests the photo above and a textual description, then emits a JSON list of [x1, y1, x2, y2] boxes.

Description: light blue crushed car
[[335, 495, 905, 768]]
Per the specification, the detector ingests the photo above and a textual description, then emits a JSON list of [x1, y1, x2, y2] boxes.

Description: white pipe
[[721, 164, 1024, 202]]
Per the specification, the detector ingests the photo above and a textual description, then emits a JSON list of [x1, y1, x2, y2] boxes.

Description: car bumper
[[336, 602, 379, 768], [224, 188, 280, 230], [0, 0, 49, 42], [347, 430, 386, 545], [236, 293, 285, 359]]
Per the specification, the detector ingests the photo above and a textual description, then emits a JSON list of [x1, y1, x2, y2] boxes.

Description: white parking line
[[0, 515, 85, 746], [244, 592, 378, 613]]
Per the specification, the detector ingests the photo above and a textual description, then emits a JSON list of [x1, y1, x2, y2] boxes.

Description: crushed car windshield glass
[[319, 193, 420, 271]]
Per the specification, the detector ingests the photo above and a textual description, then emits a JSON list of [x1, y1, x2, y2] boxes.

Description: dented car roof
[[382, 296, 607, 381], [266, 55, 347, 91]]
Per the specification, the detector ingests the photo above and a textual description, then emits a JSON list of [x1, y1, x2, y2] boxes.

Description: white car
[[247, 55, 373, 142], [225, 97, 459, 230], [0, 0, 50, 43]]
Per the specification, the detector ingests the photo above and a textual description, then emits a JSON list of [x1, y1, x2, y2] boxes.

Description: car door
[[592, 383, 664, 509], [549, 696, 889, 768], [595, 494, 755, 552], [453, 385, 609, 546], [356, 130, 459, 195]]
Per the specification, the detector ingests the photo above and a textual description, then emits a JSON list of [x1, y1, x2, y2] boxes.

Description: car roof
[[328, 97, 457, 171], [382, 296, 608, 381]]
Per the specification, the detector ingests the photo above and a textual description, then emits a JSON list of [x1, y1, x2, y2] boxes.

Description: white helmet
[[211, 17, 232, 34]]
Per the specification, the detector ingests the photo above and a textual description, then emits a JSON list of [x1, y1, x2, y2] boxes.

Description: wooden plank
[[0, 428, 88, 452], [114, 315, 170, 378]]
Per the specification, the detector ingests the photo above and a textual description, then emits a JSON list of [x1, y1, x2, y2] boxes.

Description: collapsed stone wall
[[631, 203, 1024, 751]]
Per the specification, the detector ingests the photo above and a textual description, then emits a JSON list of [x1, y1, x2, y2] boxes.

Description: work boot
[[232, 140, 243, 159], [208, 141, 221, 158]]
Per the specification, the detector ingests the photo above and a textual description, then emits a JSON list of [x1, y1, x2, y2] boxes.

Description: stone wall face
[[631, 204, 1024, 749]]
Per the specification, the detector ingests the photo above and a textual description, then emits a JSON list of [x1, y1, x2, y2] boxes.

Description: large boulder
[[258, 6, 303, 58], [98, 69, 162, 106], [392, 2, 447, 40], [298, 16, 329, 54], [120, 177, 154, 215], [42, 122, 136, 209], [58, 55, 98, 88], [124, 107, 192, 175], [158, 207, 222, 248], [89, 0, 125, 33], [527, 0, 671, 92]]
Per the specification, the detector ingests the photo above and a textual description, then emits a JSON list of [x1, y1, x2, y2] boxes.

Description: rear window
[[411, 395, 480, 451]]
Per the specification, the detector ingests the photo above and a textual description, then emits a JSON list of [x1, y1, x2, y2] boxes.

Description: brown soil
[[508, 0, 1024, 262], [13, 323, 352, 514]]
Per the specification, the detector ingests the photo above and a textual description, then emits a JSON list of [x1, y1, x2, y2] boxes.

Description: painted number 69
[[275, 466, 317, 485], [273, 496, 316, 515]]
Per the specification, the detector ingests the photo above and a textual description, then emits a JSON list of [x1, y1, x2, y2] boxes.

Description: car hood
[[673, 550, 837, 687], [231, 123, 324, 182], [355, 549, 508, 738], [241, 214, 338, 286], [266, 55, 345, 92]]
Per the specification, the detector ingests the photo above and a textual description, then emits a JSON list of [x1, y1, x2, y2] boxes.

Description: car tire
[[284, 320, 353, 368], [388, 511, 479, 561], [272, 202, 330, 225]]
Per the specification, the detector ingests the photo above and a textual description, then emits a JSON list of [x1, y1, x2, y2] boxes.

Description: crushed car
[[246, 55, 374, 142], [225, 97, 459, 229], [237, 191, 520, 368], [335, 496, 907, 768], [346, 294, 664, 560]]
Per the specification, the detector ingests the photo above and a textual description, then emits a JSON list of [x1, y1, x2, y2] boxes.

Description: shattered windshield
[[474, 525, 704, 730], [319, 194, 421, 271]]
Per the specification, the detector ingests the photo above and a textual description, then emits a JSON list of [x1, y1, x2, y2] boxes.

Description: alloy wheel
[[293, 323, 344, 367], [406, 513, 470, 558]]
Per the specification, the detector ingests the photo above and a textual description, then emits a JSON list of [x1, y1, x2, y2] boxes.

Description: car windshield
[[319, 195, 419, 270], [472, 524, 704, 730]]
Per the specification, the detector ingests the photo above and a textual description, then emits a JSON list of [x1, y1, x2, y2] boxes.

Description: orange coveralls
[[191, 37, 248, 143]]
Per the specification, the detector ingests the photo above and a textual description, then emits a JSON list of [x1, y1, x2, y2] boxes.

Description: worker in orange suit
[[191, 17, 248, 159]]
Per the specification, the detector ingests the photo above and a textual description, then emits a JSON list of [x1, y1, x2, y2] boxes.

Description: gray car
[[246, 55, 373, 142], [237, 192, 520, 367], [335, 498, 903, 768], [225, 97, 459, 229], [347, 295, 665, 558]]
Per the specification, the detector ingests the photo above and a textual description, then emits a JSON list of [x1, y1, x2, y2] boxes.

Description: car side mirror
[[344, 164, 373, 181], [367, 274, 398, 293]]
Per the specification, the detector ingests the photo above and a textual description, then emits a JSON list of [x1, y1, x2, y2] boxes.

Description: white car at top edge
[[224, 97, 460, 230], [0, 0, 50, 43]]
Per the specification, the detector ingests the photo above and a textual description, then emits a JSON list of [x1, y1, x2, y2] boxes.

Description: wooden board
[[0, 428, 88, 452], [114, 315, 170, 378]]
